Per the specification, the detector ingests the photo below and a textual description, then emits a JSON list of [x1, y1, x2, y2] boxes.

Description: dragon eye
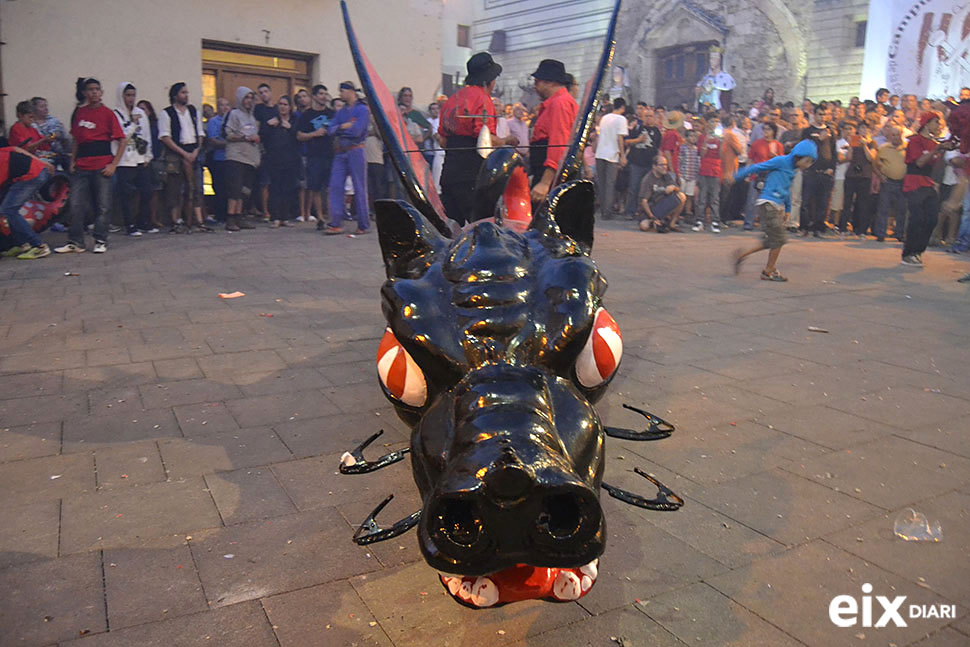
[[575, 308, 622, 388], [376, 328, 428, 407]]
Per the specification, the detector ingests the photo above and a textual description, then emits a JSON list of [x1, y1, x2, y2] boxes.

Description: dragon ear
[[376, 200, 448, 278], [531, 180, 596, 253]]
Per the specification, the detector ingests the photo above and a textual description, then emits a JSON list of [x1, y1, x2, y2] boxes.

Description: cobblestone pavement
[[1, 220, 968, 647]]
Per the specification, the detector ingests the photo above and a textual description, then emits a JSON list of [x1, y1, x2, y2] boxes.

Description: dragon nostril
[[537, 494, 583, 539], [436, 499, 484, 547], [484, 464, 534, 502]]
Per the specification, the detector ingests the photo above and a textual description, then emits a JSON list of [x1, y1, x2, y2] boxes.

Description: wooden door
[[220, 72, 292, 106], [655, 42, 714, 110]]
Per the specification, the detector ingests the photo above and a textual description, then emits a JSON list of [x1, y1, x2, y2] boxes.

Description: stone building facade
[[471, 0, 870, 109]]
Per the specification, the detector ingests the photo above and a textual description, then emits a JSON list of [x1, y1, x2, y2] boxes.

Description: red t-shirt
[[438, 85, 497, 140], [903, 134, 937, 192], [0, 147, 45, 185], [9, 122, 45, 151], [697, 134, 722, 177], [71, 104, 124, 171], [749, 138, 783, 164], [660, 129, 683, 178], [531, 87, 578, 171]]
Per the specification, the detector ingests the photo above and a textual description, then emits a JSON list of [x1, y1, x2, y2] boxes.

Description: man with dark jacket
[[799, 103, 837, 237]]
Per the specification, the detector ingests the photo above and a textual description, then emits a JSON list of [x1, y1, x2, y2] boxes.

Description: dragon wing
[[340, 0, 454, 237]]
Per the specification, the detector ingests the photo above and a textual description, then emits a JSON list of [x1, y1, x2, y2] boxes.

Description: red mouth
[[439, 559, 598, 607]]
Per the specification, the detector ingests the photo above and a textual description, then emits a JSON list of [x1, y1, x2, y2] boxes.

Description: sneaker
[[900, 255, 922, 267], [691, 221, 703, 232], [108, 224, 122, 233], [761, 269, 789, 282], [296, 216, 305, 222], [308, 216, 318, 223], [17, 244, 51, 260], [353, 227, 369, 235], [51, 222, 67, 232], [142, 227, 160, 234], [1, 244, 30, 258], [711, 222, 721, 233], [93, 242, 107, 254], [54, 242, 85, 254], [128, 230, 143, 237], [324, 225, 343, 235]]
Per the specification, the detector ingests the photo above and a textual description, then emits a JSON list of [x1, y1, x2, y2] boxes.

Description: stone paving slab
[[1, 223, 968, 646]]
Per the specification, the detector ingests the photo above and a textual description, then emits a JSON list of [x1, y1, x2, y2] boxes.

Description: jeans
[[952, 190, 970, 251], [841, 176, 873, 234], [903, 186, 939, 257], [624, 163, 650, 219], [328, 147, 368, 230], [68, 168, 112, 244], [695, 175, 721, 224], [800, 171, 833, 232], [114, 165, 152, 232], [874, 179, 906, 239], [269, 162, 299, 221], [0, 169, 49, 248], [743, 180, 759, 228], [595, 159, 620, 217], [206, 158, 227, 222]]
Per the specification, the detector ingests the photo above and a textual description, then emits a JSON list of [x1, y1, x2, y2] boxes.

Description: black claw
[[352, 494, 422, 545], [339, 429, 411, 474], [604, 403, 675, 441], [602, 467, 684, 511]]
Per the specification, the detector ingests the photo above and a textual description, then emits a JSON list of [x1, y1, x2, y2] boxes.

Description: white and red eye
[[576, 308, 622, 388], [376, 328, 428, 407]]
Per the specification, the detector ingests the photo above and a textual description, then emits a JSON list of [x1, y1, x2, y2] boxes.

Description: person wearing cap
[[529, 59, 578, 204], [438, 52, 513, 225], [900, 111, 956, 266], [323, 81, 370, 235]]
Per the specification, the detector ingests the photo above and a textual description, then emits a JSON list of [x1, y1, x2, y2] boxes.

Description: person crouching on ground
[[638, 156, 685, 232], [732, 139, 818, 282]]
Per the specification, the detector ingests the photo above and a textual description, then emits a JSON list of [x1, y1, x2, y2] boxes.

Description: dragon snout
[[420, 464, 604, 576]]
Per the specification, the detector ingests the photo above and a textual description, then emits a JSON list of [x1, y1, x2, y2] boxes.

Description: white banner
[[867, 0, 970, 99]]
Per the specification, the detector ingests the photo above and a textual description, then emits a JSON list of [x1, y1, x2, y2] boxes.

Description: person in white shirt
[[831, 123, 852, 232], [594, 97, 628, 218], [158, 82, 206, 231], [112, 82, 154, 236]]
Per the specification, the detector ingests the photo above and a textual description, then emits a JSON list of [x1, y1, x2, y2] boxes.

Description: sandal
[[761, 270, 788, 282]]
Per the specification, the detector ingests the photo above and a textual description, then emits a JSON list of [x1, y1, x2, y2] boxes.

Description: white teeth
[[580, 575, 593, 592], [469, 577, 499, 607], [441, 576, 461, 595], [552, 570, 582, 601], [339, 452, 357, 467], [580, 558, 598, 580]]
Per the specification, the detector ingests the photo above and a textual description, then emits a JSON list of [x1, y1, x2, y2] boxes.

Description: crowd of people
[[2, 57, 969, 283], [588, 86, 970, 275]]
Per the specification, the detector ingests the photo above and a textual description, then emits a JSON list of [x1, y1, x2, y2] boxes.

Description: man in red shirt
[[692, 115, 723, 232], [529, 59, 578, 204], [438, 52, 515, 225], [0, 146, 55, 259], [900, 112, 956, 266], [55, 78, 125, 254]]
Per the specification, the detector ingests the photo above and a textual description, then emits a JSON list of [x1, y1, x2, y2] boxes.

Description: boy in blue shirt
[[732, 139, 818, 281]]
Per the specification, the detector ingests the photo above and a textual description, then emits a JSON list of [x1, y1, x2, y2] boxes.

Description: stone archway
[[618, 0, 807, 105]]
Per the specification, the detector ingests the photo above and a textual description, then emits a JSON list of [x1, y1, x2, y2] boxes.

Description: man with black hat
[[322, 81, 370, 235], [438, 52, 516, 225], [529, 59, 578, 204]]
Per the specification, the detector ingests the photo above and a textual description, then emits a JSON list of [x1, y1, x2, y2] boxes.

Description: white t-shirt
[[835, 138, 850, 180], [595, 112, 629, 163], [158, 104, 204, 145]]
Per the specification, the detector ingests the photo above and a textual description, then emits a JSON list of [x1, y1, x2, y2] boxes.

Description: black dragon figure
[[338, 0, 682, 608]]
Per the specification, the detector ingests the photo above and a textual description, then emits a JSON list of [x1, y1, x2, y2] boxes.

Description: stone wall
[[471, 0, 869, 110]]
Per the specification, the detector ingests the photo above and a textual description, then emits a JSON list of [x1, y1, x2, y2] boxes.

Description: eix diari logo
[[829, 583, 957, 628]]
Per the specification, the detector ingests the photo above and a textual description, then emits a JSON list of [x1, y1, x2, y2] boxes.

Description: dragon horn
[[555, 0, 622, 185], [340, 0, 454, 238]]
